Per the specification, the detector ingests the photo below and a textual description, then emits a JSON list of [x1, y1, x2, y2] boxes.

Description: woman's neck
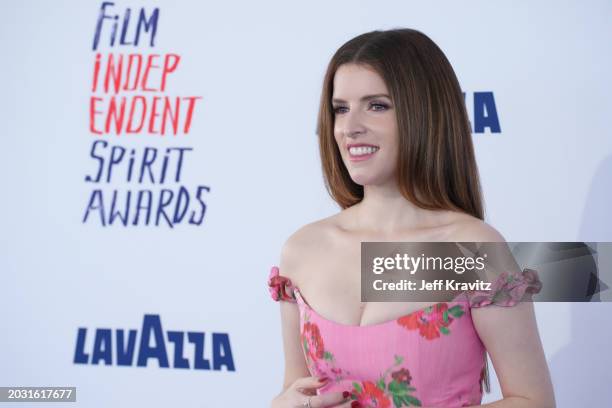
[[348, 184, 456, 235]]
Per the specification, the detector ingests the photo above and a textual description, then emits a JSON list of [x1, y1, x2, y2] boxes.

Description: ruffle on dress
[[267, 265, 297, 303], [467, 268, 543, 308]]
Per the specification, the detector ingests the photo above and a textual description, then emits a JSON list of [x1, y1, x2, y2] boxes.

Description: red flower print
[[351, 356, 421, 407], [354, 381, 391, 408], [302, 321, 325, 360], [397, 303, 464, 340], [299, 310, 347, 381]]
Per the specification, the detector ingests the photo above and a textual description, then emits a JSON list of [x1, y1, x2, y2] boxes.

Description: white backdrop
[[1, 1, 611, 407]]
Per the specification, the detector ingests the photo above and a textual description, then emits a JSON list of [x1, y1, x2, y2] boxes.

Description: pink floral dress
[[268, 266, 542, 408]]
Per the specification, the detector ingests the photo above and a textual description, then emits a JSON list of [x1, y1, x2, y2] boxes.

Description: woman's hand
[[271, 376, 359, 408]]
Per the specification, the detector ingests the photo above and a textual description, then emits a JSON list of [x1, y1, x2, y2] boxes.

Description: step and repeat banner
[[1, 1, 611, 407]]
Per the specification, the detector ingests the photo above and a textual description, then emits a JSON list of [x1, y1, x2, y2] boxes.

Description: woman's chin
[[349, 174, 386, 187], [346, 162, 396, 187]]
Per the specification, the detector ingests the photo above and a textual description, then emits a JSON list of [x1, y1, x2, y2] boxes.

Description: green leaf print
[[389, 380, 422, 407], [352, 382, 362, 394], [376, 378, 385, 391], [403, 395, 422, 406], [394, 355, 404, 365], [324, 351, 333, 361], [388, 379, 406, 394], [442, 310, 449, 323], [447, 305, 465, 318], [439, 326, 450, 335]]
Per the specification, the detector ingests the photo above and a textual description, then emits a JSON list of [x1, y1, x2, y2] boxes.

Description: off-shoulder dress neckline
[[274, 266, 465, 329]]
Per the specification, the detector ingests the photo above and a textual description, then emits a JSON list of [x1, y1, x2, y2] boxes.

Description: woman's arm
[[270, 228, 354, 408], [455, 221, 555, 408], [468, 301, 555, 408], [276, 237, 311, 393]]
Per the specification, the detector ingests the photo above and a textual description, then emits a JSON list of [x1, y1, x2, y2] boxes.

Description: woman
[[268, 28, 555, 408]]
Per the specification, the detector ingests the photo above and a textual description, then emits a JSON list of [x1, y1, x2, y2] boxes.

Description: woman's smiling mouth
[[347, 143, 380, 162]]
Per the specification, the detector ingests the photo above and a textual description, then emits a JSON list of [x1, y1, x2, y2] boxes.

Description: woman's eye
[[333, 103, 389, 114], [370, 102, 389, 111]]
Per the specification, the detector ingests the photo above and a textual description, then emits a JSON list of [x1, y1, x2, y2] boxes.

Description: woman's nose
[[340, 110, 366, 138]]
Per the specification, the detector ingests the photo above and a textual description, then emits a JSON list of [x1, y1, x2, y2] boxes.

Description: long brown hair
[[317, 28, 484, 221], [317, 28, 490, 392]]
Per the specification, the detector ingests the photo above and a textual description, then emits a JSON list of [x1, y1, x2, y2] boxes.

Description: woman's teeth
[[349, 146, 379, 156]]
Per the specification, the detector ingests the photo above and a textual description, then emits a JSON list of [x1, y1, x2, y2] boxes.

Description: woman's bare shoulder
[[278, 213, 344, 281], [444, 213, 506, 242]]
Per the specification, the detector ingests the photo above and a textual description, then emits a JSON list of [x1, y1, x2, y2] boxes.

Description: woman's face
[[332, 63, 399, 187]]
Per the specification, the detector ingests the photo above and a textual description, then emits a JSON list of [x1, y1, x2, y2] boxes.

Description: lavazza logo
[[73, 314, 236, 372]]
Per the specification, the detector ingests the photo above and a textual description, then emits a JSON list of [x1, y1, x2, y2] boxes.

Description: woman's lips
[[347, 144, 379, 162]]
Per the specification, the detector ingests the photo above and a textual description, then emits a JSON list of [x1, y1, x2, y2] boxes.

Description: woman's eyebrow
[[332, 94, 391, 104]]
